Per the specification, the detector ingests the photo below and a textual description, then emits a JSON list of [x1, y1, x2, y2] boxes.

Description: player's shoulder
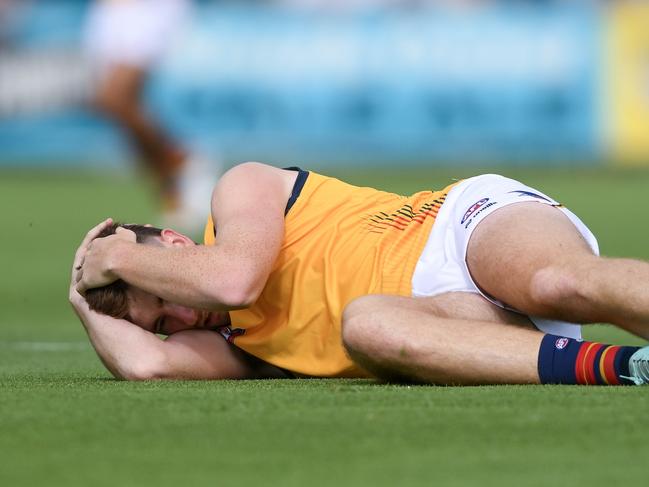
[[219, 162, 288, 184], [214, 162, 298, 202]]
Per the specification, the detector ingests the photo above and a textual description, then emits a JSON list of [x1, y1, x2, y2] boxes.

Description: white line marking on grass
[[0, 341, 89, 352]]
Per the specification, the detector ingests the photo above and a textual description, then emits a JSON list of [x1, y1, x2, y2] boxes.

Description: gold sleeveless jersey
[[204, 170, 457, 377]]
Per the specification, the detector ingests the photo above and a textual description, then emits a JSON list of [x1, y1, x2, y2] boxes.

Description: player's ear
[[160, 228, 195, 247]]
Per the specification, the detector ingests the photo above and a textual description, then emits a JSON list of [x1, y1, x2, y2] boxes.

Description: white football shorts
[[84, 0, 190, 71], [411, 174, 600, 339]]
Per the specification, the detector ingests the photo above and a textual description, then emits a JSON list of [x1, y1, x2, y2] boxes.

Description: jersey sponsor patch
[[461, 198, 490, 225]]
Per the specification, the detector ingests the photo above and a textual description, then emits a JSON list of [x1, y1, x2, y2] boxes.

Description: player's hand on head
[[70, 218, 114, 306], [74, 219, 137, 296]]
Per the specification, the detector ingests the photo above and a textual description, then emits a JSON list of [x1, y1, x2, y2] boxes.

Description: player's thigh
[[343, 291, 534, 341], [466, 202, 595, 314], [96, 64, 146, 108], [425, 292, 534, 328]]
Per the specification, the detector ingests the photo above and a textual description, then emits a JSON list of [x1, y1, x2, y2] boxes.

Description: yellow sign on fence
[[606, 3, 649, 164]]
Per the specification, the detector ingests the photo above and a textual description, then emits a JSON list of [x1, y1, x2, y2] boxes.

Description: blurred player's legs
[[93, 63, 185, 203], [84, 0, 218, 234]]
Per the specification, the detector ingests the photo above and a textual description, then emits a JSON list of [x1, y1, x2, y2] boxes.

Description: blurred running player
[[70, 163, 649, 385], [83, 0, 217, 233]]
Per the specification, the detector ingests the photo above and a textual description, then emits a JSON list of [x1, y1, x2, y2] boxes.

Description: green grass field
[[1, 165, 649, 486]]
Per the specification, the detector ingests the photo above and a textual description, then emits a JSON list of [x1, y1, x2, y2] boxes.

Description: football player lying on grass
[[70, 162, 649, 385]]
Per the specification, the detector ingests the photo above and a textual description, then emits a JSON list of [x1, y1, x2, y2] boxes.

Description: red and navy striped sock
[[538, 334, 639, 385]]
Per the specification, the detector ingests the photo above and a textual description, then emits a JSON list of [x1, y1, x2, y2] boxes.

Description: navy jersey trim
[[283, 167, 309, 215]]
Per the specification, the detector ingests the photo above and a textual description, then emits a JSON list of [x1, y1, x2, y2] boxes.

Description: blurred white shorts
[[411, 174, 600, 340], [84, 0, 190, 71]]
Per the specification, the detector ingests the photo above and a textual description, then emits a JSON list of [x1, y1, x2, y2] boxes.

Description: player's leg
[[92, 62, 219, 234], [341, 293, 646, 385], [342, 292, 543, 384], [467, 202, 649, 339], [93, 63, 186, 198]]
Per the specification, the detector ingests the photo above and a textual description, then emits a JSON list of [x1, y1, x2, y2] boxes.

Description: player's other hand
[[70, 218, 113, 310], [74, 221, 136, 295]]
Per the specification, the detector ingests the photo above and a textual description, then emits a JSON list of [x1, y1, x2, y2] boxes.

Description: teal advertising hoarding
[[0, 3, 603, 166]]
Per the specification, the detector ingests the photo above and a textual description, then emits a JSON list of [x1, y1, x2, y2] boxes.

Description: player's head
[[84, 223, 229, 335], [84, 223, 164, 320]]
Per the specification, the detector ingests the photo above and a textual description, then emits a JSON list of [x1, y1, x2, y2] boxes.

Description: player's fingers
[[74, 218, 112, 262], [74, 267, 83, 284], [70, 263, 83, 289], [71, 252, 85, 283], [115, 226, 137, 242], [75, 277, 88, 296], [80, 218, 113, 247], [82, 218, 113, 246], [73, 242, 91, 270]]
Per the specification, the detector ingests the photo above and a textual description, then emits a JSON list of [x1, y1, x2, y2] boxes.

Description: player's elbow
[[120, 369, 159, 381], [235, 278, 265, 307], [219, 286, 260, 309], [205, 275, 264, 309], [118, 367, 158, 381], [200, 286, 252, 310], [117, 354, 170, 381]]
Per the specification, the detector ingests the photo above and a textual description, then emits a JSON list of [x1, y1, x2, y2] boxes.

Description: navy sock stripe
[[538, 335, 579, 384], [537, 334, 557, 384], [592, 345, 606, 384], [616, 347, 637, 385]]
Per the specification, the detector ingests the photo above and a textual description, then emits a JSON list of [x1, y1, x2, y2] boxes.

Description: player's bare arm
[[76, 162, 294, 311]]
